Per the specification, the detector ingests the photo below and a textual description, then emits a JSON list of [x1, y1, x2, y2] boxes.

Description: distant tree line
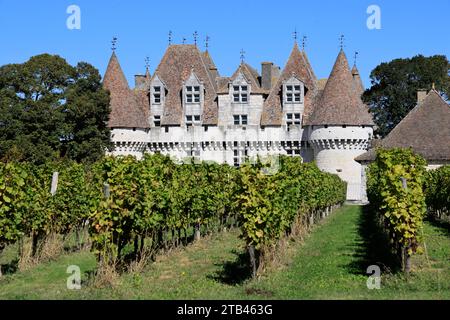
[[0, 54, 113, 164], [362, 54, 450, 137]]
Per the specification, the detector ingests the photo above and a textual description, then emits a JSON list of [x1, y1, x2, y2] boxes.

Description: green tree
[[0, 54, 113, 164], [362, 54, 450, 137]]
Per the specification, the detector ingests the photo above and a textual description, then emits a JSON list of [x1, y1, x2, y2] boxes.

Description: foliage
[[236, 156, 346, 275], [0, 54, 113, 164], [423, 165, 450, 219], [367, 148, 427, 270], [362, 54, 450, 137], [1, 154, 346, 274]]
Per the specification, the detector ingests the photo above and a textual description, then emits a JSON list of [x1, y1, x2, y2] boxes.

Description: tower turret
[[307, 49, 374, 201], [103, 51, 149, 159]]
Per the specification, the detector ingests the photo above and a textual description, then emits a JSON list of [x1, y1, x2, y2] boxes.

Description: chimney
[[261, 62, 273, 90], [417, 89, 427, 104], [135, 75, 147, 90]]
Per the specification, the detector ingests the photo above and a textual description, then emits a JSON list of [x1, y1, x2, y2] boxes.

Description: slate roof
[[151, 45, 218, 125], [306, 49, 374, 126], [103, 52, 149, 128], [356, 90, 450, 162], [261, 43, 318, 126], [351, 64, 365, 98]]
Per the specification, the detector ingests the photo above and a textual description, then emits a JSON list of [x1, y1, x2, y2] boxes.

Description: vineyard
[[367, 148, 450, 273], [0, 154, 346, 280]]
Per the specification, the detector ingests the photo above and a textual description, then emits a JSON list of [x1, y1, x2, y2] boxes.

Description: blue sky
[[0, 0, 448, 88]]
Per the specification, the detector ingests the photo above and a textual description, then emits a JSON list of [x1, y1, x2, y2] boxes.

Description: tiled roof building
[[103, 41, 377, 201]]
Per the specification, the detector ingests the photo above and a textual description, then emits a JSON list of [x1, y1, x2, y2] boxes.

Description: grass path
[[0, 205, 449, 299]]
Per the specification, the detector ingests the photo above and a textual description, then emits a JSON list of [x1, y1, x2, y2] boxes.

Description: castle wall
[[310, 126, 373, 201], [108, 128, 149, 160]]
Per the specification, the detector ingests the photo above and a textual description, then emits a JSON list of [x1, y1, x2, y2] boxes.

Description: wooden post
[[248, 245, 257, 278], [194, 223, 201, 241], [103, 183, 110, 199], [50, 172, 59, 196], [400, 177, 411, 273]]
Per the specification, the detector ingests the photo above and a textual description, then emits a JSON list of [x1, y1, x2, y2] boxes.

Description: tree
[[362, 55, 450, 137], [0, 54, 113, 164]]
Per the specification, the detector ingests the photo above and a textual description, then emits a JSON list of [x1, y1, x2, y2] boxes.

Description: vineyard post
[[248, 245, 257, 278], [400, 177, 411, 273], [103, 183, 110, 199], [50, 172, 59, 196]]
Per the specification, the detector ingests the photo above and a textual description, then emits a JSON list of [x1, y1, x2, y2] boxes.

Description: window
[[286, 142, 301, 157], [186, 86, 201, 104], [285, 84, 302, 103], [186, 115, 201, 127], [154, 115, 161, 127], [286, 113, 301, 126], [232, 85, 249, 103], [233, 114, 248, 125], [233, 144, 247, 167], [153, 86, 161, 104]]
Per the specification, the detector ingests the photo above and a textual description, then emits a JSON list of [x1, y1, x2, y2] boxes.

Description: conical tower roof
[[351, 64, 365, 97], [103, 52, 149, 128], [307, 49, 374, 126]]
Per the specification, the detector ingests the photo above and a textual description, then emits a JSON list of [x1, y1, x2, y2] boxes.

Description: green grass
[[0, 205, 449, 299]]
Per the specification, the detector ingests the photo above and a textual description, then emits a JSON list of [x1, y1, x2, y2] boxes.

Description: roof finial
[[145, 57, 150, 71], [339, 34, 345, 50], [353, 51, 359, 66], [168, 31, 173, 46], [205, 35, 210, 50], [193, 31, 198, 46], [182, 37, 186, 45], [302, 35, 307, 51], [240, 49, 246, 64], [293, 28, 298, 43], [111, 37, 118, 52], [432, 82, 436, 90]]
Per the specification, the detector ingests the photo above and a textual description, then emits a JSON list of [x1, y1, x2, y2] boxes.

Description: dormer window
[[153, 86, 161, 104], [283, 76, 304, 105], [233, 85, 248, 103], [286, 85, 301, 103], [186, 86, 201, 104], [150, 75, 166, 106], [231, 72, 250, 104]]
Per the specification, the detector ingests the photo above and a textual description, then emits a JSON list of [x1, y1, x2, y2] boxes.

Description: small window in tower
[[233, 115, 240, 125], [241, 115, 248, 125]]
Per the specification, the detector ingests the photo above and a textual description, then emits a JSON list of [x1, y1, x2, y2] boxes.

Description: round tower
[[307, 49, 374, 201], [103, 51, 150, 159]]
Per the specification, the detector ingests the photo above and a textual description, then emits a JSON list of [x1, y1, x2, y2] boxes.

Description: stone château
[[103, 40, 375, 201]]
